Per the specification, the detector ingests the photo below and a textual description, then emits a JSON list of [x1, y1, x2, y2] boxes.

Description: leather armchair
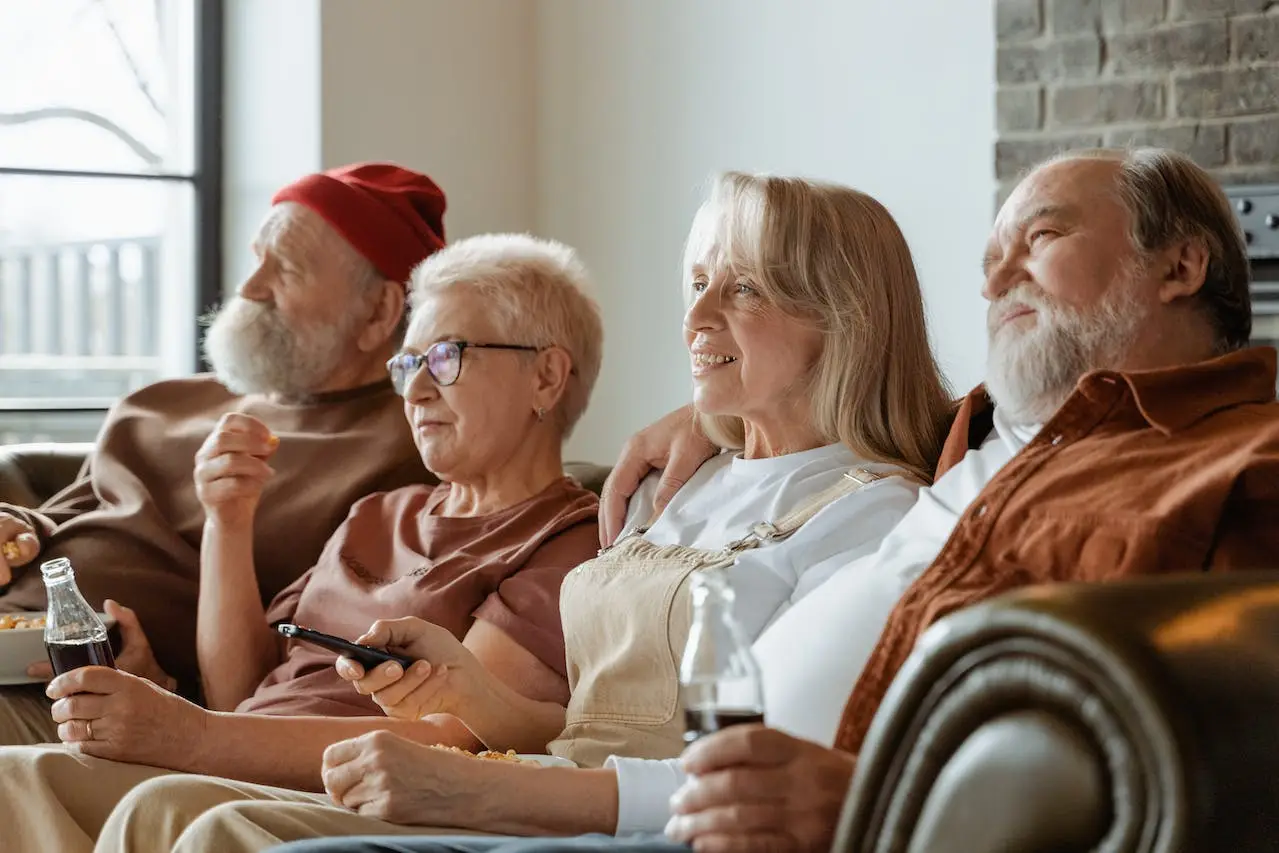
[[0, 443, 95, 508], [0, 442, 613, 509], [834, 571, 1279, 853]]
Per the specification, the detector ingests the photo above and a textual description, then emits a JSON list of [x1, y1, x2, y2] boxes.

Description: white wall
[[320, 0, 538, 241], [223, 0, 536, 294], [223, 0, 323, 293], [224, 0, 995, 464], [541, 0, 996, 463]]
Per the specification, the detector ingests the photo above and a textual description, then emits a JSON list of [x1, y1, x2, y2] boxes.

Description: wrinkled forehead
[[990, 157, 1126, 244], [683, 188, 765, 277], [253, 203, 335, 261], [684, 203, 728, 275], [405, 287, 500, 349]]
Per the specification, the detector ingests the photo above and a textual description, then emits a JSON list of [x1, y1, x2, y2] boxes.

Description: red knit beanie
[[272, 162, 447, 285]]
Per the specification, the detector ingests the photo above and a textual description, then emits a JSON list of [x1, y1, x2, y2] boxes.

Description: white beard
[[201, 297, 355, 399], [985, 283, 1147, 425]]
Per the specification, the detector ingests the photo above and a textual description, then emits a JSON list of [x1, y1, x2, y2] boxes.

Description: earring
[[536, 407, 546, 422]]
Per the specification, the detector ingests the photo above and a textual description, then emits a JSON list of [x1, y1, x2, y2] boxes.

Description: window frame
[[0, 0, 224, 421]]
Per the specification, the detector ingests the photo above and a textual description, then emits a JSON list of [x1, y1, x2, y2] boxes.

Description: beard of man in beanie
[[202, 203, 397, 401]]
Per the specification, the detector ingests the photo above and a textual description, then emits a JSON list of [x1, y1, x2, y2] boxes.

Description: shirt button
[[972, 502, 988, 519], [1050, 434, 1063, 446]]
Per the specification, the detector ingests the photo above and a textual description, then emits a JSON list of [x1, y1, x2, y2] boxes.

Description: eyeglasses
[[386, 341, 539, 395]]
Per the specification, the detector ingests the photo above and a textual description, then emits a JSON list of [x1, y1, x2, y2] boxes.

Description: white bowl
[[516, 754, 577, 768], [0, 612, 117, 685]]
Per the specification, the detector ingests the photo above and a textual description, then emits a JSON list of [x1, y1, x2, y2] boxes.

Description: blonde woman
[[83, 173, 954, 852]]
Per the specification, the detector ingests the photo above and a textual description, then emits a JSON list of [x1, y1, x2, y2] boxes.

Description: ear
[[356, 280, 407, 353], [530, 346, 574, 415], [1156, 238, 1210, 305]]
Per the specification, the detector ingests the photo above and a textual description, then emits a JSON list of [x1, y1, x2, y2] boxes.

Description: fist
[[193, 413, 279, 527], [0, 511, 40, 586]]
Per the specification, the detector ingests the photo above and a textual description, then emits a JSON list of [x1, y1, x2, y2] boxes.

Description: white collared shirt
[[609, 410, 1041, 835]]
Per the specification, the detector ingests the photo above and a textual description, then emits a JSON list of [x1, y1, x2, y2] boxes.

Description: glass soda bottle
[[680, 568, 765, 744], [41, 558, 116, 675]]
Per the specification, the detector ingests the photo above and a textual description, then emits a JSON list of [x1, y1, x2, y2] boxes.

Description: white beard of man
[[985, 276, 1148, 426], [202, 297, 357, 399]]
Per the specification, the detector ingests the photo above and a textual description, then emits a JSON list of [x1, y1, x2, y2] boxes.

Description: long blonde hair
[[684, 172, 953, 482]]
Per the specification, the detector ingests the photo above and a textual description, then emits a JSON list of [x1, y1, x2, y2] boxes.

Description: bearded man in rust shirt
[[558, 147, 1279, 853], [0, 163, 447, 737]]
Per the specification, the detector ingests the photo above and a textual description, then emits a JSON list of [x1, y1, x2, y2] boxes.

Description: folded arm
[[322, 731, 623, 835], [196, 712, 483, 791]]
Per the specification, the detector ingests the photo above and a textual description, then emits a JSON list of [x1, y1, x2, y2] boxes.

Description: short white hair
[[408, 233, 604, 438]]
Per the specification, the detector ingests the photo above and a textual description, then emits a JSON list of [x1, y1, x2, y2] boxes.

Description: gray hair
[[407, 233, 604, 438], [1047, 147, 1252, 352]]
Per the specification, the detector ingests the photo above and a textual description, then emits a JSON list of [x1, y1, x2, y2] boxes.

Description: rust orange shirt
[[835, 347, 1279, 754]]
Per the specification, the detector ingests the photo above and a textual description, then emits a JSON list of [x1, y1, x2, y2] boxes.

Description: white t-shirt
[[615, 443, 922, 639], [609, 410, 1041, 835]]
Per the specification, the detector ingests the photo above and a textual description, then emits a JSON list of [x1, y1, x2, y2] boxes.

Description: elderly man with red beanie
[[0, 163, 447, 742]]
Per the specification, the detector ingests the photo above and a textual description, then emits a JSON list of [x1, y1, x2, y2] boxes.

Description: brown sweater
[[0, 374, 429, 692]]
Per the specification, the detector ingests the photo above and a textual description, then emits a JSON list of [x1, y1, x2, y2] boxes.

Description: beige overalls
[[549, 467, 885, 767]]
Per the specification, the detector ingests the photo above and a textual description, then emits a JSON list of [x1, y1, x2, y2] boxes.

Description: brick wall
[[995, 0, 1279, 202]]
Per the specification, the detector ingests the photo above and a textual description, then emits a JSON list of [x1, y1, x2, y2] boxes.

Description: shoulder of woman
[[525, 513, 604, 568], [802, 468, 921, 531], [854, 464, 927, 495]]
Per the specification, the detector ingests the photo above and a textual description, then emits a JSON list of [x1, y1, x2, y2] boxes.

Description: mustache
[[202, 297, 278, 327], [987, 287, 1060, 332]]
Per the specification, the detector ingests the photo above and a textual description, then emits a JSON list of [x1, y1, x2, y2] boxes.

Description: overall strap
[[723, 468, 886, 553]]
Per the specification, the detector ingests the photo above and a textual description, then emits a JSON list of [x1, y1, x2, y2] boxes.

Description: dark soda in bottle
[[41, 558, 116, 675], [680, 568, 765, 745]]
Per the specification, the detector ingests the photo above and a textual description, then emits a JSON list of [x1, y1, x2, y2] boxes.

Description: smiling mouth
[[692, 353, 738, 366]]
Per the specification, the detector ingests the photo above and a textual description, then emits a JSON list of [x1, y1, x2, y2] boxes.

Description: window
[[0, 0, 222, 443]]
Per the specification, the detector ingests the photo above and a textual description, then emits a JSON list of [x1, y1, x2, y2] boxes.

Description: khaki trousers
[[0, 744, 174, 853], [100, 774, 483, 853], [0, 743, 477, 853], [0, 684, 60, 745]]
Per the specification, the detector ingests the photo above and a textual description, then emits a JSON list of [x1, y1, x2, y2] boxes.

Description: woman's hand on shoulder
[[335, 617, 481, 720], [600, 404, 716, 547]]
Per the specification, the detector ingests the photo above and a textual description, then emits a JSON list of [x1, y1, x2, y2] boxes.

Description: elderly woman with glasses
[[0, 234, 606, 852]]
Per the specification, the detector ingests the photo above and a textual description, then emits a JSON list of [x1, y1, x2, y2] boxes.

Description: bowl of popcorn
[[430, 746, 577, 768], [0, 611, 116, 685], [0, 613, 49, 686]]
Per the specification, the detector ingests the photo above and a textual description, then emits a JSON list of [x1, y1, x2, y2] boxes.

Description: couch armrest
[[0, 443, 93, 509], [833, 571, 1279, 853]]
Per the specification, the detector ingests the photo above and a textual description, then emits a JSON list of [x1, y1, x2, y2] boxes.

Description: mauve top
[[238, 476, 599, 717]]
